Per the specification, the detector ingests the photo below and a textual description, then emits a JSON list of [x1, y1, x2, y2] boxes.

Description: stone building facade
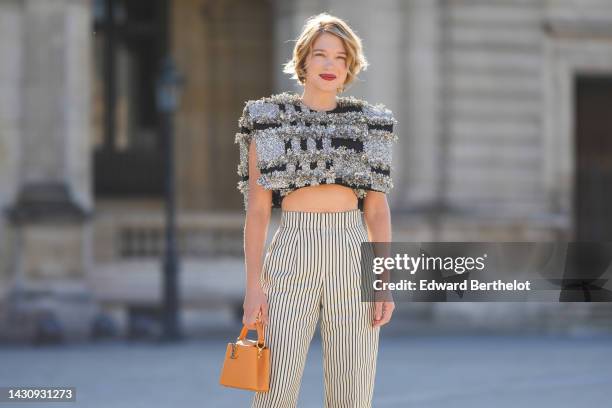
[[1, 0, 611, 341]]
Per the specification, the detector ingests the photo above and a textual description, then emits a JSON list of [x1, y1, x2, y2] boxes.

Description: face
[[303, 32, 348, 93]]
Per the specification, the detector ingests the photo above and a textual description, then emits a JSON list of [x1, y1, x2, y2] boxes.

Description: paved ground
[[1, 328, 611, 408]]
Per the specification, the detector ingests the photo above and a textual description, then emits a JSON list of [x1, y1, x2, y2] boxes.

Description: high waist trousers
[[251, 209, 380, 408]]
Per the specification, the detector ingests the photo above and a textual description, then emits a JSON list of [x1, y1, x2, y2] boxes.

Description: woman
[[235, 12, 396, 408]]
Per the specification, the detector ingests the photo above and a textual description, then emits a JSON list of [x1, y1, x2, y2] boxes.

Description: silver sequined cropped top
[[235, 91, 398, 211]]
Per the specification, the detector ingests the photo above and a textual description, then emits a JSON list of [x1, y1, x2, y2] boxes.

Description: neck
[[300, 85, 338, 112]]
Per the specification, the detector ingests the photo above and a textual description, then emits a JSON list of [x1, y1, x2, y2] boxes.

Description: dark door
[[574, 75, 612, 241], [92, 0, 168, 197]]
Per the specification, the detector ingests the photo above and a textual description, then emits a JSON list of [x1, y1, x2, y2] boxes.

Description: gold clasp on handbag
[[257, 343, 265, 359], [230, 342, 238, 359]]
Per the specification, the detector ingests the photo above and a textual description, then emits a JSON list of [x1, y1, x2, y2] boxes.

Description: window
[[92, 0, 168, 197]]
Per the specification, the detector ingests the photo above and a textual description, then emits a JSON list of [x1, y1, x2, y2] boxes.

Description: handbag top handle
[[237, 321, 265, 347]]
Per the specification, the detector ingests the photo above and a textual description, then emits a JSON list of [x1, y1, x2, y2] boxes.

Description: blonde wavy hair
[[282, 12, 369, 93]]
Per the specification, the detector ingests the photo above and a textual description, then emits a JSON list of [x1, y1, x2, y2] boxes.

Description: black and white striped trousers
[[252, 209, 380, 408]]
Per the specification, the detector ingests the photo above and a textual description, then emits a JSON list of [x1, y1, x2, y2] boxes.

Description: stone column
[[273, 0, 323, 93], [2, 0, 98, 343], [402, 0, 441, 209], [0, 0, 23, 315]]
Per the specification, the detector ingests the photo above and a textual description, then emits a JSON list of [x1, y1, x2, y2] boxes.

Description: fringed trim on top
[[235, 92, 397, 211]]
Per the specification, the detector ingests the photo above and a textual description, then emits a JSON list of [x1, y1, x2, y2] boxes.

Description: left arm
[[363, 191, 391, 242], [363, 191, 395, 328]]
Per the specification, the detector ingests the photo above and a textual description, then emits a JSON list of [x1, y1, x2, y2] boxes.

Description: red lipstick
[[319, 74, 336, 81]]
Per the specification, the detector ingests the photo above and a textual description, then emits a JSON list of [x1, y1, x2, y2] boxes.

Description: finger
[[374, 303, 394, 327], [244, 311, 257, 329], [373, 307, 384, 325], [381, 301, 394, 313], [372, 305, 383, 327], [245, 315, 254, 328], [374, 302, 383, 321], [254, 309, 264, 328], [373, 314, 390, 327], [380, 310, 392, 325], [374, 318, 388, 328], [378, 305, 394, 326], [251, 309, 260, 323]]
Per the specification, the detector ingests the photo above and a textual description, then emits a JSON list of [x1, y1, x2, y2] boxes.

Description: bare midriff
[[280, 184, 358, 212]]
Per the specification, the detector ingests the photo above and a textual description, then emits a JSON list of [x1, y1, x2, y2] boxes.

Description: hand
[[372, 299, 395, 328], [243, 285, 269, 329]]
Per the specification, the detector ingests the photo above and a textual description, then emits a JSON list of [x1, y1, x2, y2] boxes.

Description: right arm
[[242, 139, 272, 329]]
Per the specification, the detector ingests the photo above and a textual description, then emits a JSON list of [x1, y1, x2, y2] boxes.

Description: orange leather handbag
[[219, 319, 270, 392]]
